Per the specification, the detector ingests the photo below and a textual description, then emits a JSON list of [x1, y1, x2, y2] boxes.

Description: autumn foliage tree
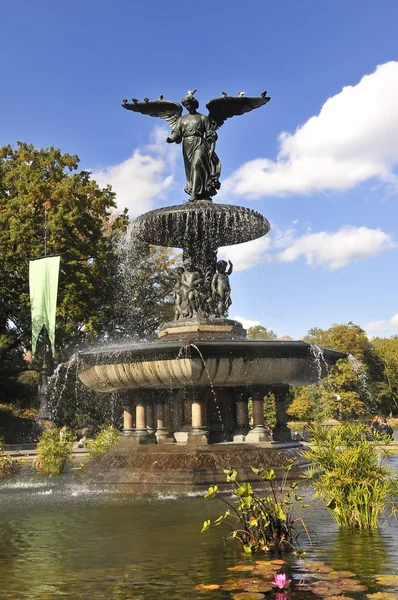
[[0, 141, 128, 373], [248, 325, 277, 340], [288, 322, 392, 421]]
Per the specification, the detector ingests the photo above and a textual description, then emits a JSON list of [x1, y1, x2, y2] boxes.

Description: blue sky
[[2, 0, 398, 339]]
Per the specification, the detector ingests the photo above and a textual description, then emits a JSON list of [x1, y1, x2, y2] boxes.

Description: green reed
[[302, 423, 397, 529]]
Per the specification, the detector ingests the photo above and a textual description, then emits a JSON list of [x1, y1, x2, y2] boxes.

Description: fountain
[[77, 90, 346, 490]]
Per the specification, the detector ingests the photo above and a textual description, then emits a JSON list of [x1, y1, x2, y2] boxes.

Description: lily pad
[[222, 578, 273, 593], [296, 585, 314, 592], [271, 560, 287, 565], [338, 581, 367, 592], [252, 567, 276, 579], [248, 581, 273, 593], [222, 578, 249, 591], [195, 584, 221, 591], [232, 594, 265, 600], [367, 594, 398, 600], [255, 560, 274, 566], [313, 583, 346, 596], [325, 572, 356, 580], [302, 562, 334, 575], [375, 575, 398, 587], [228, 565, 256, 572], [323, 596, 355, 600]]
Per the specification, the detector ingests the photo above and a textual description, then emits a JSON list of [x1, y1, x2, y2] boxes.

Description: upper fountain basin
[[132, 201, 270, 249], [77, 340, 347, 393]]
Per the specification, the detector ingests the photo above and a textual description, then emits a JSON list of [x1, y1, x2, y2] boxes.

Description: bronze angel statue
[[122, 90, 270, 202]]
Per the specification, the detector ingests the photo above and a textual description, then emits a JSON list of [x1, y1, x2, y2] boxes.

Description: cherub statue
[[122, 91, 270, 202], [211, 259, 233, 318], [180, 258, 203, 318], [173, 266, 187, 320]]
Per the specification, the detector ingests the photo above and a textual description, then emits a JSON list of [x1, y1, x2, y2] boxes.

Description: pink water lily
[[272, 573, 291, 589]]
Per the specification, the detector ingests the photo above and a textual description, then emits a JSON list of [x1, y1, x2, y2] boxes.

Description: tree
[[287, 387, 316, 422], [0, 142, 129, 364], [372, 336, 398, 415], [304, 322, 373, 363], [248, 325, 277, 340], [297, 322, 379, 418]]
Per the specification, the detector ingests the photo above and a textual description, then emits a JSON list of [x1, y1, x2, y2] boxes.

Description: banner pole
[[36, 203, 53, 423], [37, 325, 51, 421]]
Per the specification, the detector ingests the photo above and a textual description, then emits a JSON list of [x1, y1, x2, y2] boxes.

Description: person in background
[[378, 418, 393, 439]]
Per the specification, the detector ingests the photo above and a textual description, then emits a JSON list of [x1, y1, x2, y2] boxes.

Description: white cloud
[[219, 236, 272, 271], [275, 226, 395, 270], [233, 316, 260, 330], [92, 127, 177, 218], [366, 312, 398, 334], [224, 61, 398, 198], [219, 225, 395, 272]]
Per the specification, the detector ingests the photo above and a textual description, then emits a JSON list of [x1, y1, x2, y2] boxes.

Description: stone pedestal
[[272, 385, 292, 442]]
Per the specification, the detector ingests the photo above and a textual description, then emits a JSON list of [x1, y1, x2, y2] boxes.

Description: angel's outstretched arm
[[166, 120, 182, 144], [227, 260, 233, 275]]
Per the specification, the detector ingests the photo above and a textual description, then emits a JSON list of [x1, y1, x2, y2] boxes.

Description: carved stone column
[[245, 386, 271, 443], [272, 385, 292, 442], [122, 401, 134, 436], [155, 391, 175, 444], [232, 389, 249, 442], [187, 387, 209, 444], [132, 391, 156, 444], [145, 401, 155, 434]]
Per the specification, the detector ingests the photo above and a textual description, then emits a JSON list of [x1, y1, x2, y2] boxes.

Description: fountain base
[[83, 438, 305, 493]]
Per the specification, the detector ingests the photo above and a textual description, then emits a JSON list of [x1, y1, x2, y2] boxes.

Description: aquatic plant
[[0, 439, 21, 475], [86, 424, 120, 458], [302, 423, 398, 529], [36, 428, 75, 475], [201, 463, 310, 554], [271, 573, 291, 589]]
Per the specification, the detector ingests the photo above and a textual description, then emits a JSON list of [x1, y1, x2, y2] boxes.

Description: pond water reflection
[[0, 456, 397, 600]]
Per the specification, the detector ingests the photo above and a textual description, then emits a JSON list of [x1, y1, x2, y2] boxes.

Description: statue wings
[[121, 99, 182, 128], [206, 94, 271, 129]]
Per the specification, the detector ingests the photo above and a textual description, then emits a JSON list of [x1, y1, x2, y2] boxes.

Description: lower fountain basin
[[77, 340, 346, 393]]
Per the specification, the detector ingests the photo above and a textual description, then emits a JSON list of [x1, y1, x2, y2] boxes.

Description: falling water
[[177, 343, 224, 432], [310, 344, 330, 381], [48, 354, 78, 421], [347, 354, 375, 411]]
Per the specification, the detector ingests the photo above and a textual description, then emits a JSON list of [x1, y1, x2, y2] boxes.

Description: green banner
[[29, 256, 60, 357]]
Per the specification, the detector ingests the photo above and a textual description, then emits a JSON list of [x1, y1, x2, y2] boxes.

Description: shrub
[[301, 423, 398, 529], [85, 424, 120, 458], [201, 463, 309, 554], [36, 428, 75, 475], [0, 439, 21, 475]]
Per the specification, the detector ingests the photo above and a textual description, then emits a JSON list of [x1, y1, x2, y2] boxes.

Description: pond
[[0, 455, 397, 600]]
